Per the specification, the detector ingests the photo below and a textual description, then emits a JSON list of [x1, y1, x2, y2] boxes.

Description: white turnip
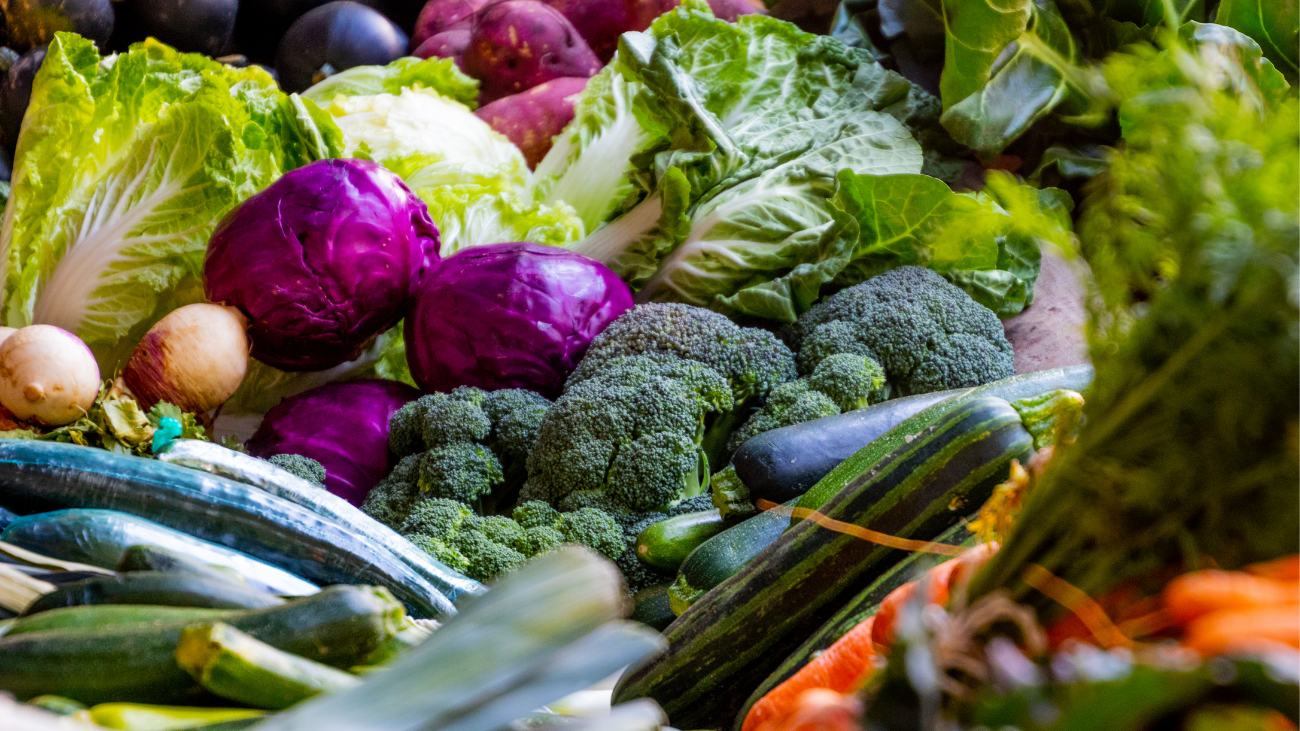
[[122, 303, 251, 415], [0, 325, 100, 426]]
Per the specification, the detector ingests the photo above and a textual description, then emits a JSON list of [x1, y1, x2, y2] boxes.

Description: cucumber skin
[[22, 572, 284, 615], [636, 510, 727, 572], [796, 365, 1092, 513], [669, 505, 794, 615], [735, 523, 979, 728], [0, 440, 452, 618], [0, 585, 401, 705], [4, 605, 240, 637], [613, 398, 1033, 729]]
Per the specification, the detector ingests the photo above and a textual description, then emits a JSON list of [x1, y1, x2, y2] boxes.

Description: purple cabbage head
[[205, 158, 440, 371], [405, 243, 633, 397], [246, 379, 420, 505]]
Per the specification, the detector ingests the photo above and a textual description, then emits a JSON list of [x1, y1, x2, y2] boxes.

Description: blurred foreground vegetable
[[205, 158, 440, 372], [405, 243, 633, 397]]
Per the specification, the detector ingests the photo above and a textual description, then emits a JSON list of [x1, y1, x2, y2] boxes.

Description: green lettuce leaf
[[302, 56, 480, 108], [1214, 0, 1298, 77], [0, 34, 334, 370]]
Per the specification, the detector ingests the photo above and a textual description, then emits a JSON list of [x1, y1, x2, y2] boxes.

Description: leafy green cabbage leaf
[[0, 34, 339, 370], [301, 56, 480, 108]]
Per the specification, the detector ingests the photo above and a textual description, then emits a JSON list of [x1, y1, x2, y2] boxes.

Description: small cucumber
[[22, 572, 284, 616], [635, 510, 727, 571], [176, 622, 360, 710], [667, 504, 794, 616]]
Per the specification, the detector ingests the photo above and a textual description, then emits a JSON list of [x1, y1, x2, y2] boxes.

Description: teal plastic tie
[[152, 417, 183, 453]]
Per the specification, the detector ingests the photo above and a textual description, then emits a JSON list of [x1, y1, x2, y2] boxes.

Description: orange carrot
[[872, 543, 999, 652], [1183, 605, 1300, 656], [760, 689, 863, 731], [1163, 570, 1299, 624], [742, 617, 877, 731], [1246, 555, 1300, 582]]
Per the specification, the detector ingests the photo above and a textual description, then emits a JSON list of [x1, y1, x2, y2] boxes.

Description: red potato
[[414, 28, 472, 66], [461, 0, 602, 103], [475, 76, 588, 166], [543, 0, 630, 61], [625, 0, 763, 31], [412, 0, 491, 47]]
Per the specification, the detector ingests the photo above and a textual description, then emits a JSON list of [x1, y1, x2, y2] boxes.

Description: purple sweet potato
[[461, 0, 602, 103], [412, 0, 490, 47], [625, 0, 763, 30], [414, 28, 472, 66], [542, 0, 629, 61], [474, 76, 588, 166]]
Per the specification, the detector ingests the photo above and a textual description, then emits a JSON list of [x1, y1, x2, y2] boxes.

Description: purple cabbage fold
[[406, 242, 633, 397], [205, 158, 440, 371], [247, 379, 420, 505]]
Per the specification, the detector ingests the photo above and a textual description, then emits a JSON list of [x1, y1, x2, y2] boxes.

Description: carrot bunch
[[1162, 556, 1299, 656], [743, 544, 999, 731]]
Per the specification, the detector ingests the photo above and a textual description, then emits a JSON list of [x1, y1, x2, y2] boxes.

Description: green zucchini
[[2, 511, 315, 597], [117, 545, 246, 585], [612, 397, 1033, 729], [794, 366, 1092, 514], [666, 502, 794, 616], [630, 584, 676, 631], [0, 441, 465, 617], [635, 510, 727, 571], [4, 605, 239, 637], [22, 572, 284, 615], [734, 366, 1092, 506], [0, 584, 404, 704], [735, 522, 979, 728], [88, 703, 265, 730], [176, 622, 361, 710]]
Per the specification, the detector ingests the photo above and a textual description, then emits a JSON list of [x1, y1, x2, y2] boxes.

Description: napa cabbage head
[[0, 33, 340, 370]]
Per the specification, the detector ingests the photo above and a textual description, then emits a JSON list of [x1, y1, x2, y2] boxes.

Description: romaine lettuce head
[[0, 33, 339, 370]]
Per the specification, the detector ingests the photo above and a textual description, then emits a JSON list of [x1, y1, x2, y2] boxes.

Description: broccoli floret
[[471, 514, 525, 545], [266, 453, 326, 485], [527, 353, 732, 513], [567, 303, 797, 403], [560, 508, 625, 560], [513, 500, 562, 530], [783, 267, 1014, 395], [667, 494, 717, 516], [401, 497, 475, 536], [514, 525, 565, 556], [483, 389, 551, 462], [728, 381, 841, 453], [806, 353, 889, 411], [452, 531, 528, 582], [361, 454, 424, 530], [417, 443, 504, 504]]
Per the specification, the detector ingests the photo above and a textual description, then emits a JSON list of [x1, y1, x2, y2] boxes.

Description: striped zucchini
[[736, 522, 979, 727], [612, 397, 1033, 728], [0, 441, 454, 618], [155, 440, 483, 604]]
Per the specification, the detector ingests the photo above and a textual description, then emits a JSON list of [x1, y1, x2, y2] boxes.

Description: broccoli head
[[367, 386, 551, 527], [512, 500, 563, 530], [559, 508, 625, 560], [266, 453, 326, 485], [727, 381, 840, 453], [566, 303, 797, 403], [526, 353, 733, 513], [806, 353, 888, 411], [783, 266, 1015, 396]]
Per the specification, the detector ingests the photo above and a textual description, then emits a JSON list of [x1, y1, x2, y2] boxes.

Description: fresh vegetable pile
[[0, 0, 1293, 727]]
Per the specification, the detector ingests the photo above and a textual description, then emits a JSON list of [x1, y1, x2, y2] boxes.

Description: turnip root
[[625, 0, 763, 31], [543, 0, 630, 61], [461, 0, 601, 104], [0, 325, 100, 426], [475, 76, 587, 166], [414, 28, 472, 67], [122, 304, 250, 415], [0, 327, 17, 347]]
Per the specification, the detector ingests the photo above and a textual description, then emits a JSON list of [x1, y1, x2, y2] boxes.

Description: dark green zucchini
[[2, 510, 316, 597], [0, 584, 403, 704], [612, 397, 1033, 728], [636, 510, 727, 571], [629, 584, 676, 631], [117, 545, 245, 585], [666, 501, 794, 616], [0, 441, 461, 617], [795, 366, 1091, 513], [734, 366, 1091, 506], [736, 523, 979, 728], [4, 605, 239, 637], [22, 572, 284, 615]]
